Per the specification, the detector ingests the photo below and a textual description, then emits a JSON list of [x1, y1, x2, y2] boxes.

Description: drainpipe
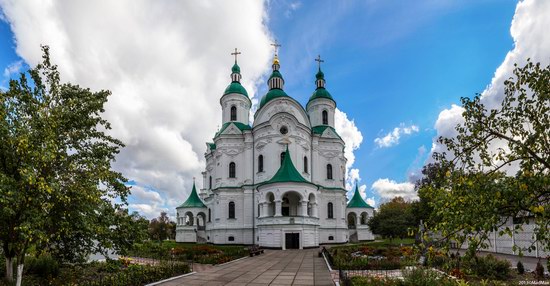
[[252, 135, 255, 246]]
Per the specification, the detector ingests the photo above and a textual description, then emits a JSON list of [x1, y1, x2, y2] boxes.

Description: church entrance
[[285, 233, 300, 249]]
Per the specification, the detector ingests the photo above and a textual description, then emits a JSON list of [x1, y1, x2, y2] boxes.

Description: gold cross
[[315, 54, 324, 69], [271, 40, 281, 55], [231, 48, 241, 63]]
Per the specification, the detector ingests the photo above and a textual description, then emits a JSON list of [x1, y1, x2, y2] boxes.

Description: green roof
[[264, 146, 309, 184], [308, 87, 335, 105], [316, 69, 324, 80], [347, 183, 373, 208], [258, 88, 289, 109], [269, 70, 284, 80], [178, 182, 206, 208], [232, 63, 241, 74], [215, 122, 252, 137], [311, 125, 342, 140], [223, 82, 249, 97], [207, 142, 216, 150]]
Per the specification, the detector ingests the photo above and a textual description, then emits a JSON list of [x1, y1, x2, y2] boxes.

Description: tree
[[148, 212, 174, 241], [367, 197, 416, 240], [0, 46, 132, 284], [428, 61, 550, 255]]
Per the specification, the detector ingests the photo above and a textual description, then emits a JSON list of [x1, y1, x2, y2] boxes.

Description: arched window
[[230, 106, 237, 121], [280, 152, 286, 165], [303, 156, 308, 173], [228, 202, 235, 219], [209, 176, 212, 189], [208, 208, 211, 222], [327, 164, 333, 180], [229, 162, 236, 178], [327, 202, 334, 219], [258, 155, 264, 172], [322, 110, 328, 125]]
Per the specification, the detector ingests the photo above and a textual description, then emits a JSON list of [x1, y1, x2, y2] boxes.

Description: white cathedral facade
[[176, 52, 374, 249]]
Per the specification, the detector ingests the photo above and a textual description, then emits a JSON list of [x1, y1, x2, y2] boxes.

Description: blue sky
[[1, 0, 534, 216]]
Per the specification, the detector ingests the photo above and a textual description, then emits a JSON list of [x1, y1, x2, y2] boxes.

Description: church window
[[280, 126, 288, 135], [228, 202, 235, 219], [322, 110, 328, 125], [228, 236, 235, 241], [209, 176, 212, 189], [230, 106, 237, 121], [328, 236, 334, 241], [229, 162, 236, 178], [280, 152, 286, 165], [303, 156, 308, 173], [258, 155, 264, 172], [208, 208, 211, 222], [327, 202, 334, 219], [327, 164, 333, 180]]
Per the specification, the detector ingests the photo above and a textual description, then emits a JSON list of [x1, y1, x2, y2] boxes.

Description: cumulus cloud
[[429, 0, 550, 162], [0, 0, 273, 218], [371, 178, 417, 201], [374, 123, 419, 148], [334, 108, 364, 187]]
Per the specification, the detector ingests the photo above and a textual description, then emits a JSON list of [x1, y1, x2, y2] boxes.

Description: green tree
[[428, 61, 550, 255], [367, 197, 416, 240], [0, 46, 132, 284], [148, 212, 174, 241]]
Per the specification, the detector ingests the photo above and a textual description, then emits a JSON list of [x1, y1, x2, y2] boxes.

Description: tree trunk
[[5, 256, 14, 281], [16, 264, 24, 286]]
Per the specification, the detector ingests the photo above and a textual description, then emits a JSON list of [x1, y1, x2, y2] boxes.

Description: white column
[[259, 202, 265, 217], [301, 200, 308, 216], [312, 202, 318, 218], [275, 200, 282, 217]]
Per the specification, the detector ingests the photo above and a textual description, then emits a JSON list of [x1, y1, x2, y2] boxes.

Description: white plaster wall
[[306, 98, 335, 127], [220, 93, 250, 125]]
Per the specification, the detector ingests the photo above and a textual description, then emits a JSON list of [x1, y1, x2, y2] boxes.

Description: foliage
[[367, 197, 416, 239], [148, 212, 175, 241], [0, 46, 138, 282], [516, 261, 524, 274], [349, 267, 458, 286], [535, 261, 544, 280], [425, 61, 550, 255], [328, 243, 416, 270], [128, 241, 246, 265], [461, 254, 511, 281], [23, 254, 59, 278]]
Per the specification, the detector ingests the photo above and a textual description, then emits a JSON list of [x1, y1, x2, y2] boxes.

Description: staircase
[[196, 230, 207, 244], [349, 230, 358, 243]]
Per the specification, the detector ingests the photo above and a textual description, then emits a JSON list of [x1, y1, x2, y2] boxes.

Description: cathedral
[[175, 49, 374, 249]]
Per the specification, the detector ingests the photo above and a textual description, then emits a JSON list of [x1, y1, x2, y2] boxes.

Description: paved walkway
[[156, 248, 334, 286]]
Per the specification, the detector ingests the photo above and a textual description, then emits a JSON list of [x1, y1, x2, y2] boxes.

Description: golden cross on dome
[[315, 54, 324, 70], [231, 48, 241, 63]]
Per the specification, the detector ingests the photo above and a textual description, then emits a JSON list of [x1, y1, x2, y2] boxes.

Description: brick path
[[155, 248, 334, 286]]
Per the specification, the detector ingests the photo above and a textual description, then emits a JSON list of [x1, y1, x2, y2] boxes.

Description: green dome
[[269, 70, 284, 80], [316, 70, 324, 80], [347, 183, 373, 209], [308, 87, 334, 103], [259, 88, 289, 109], [232, 63, 241, 74], [178, 182, 206, 208], [223, 82, 249, 97]]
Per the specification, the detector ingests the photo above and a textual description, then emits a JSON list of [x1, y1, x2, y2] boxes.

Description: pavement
[[154, 248, 334, 286]]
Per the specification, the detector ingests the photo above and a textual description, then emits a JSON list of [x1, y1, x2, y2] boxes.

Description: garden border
[[145, 271, 197, 286]]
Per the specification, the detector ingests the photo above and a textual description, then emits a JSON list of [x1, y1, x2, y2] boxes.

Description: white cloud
[[429, 0, 550, 162], [371, 178, 417, 201], [359, 184, 376, 207], [374, 123, 419, 148], [0, 0, 273, 214], [3, 60, 22, 77], [334, 108, 364, 189]]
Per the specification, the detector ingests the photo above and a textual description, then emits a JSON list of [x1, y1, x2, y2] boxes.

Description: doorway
[[285, 233, 300, 249]]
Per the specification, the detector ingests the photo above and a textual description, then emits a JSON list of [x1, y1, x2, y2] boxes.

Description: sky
[[1, 0, 548, 219]]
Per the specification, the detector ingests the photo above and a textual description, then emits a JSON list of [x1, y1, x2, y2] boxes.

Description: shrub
[[462, 254, 510, 280], [535, 261, 544, 280], [516, 261, 524, 274], [24, 254, 60, 278], [403, 267, 458, 286]]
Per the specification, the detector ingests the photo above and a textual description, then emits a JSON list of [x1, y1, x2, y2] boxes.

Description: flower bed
[[329, 244, 416, 270]]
